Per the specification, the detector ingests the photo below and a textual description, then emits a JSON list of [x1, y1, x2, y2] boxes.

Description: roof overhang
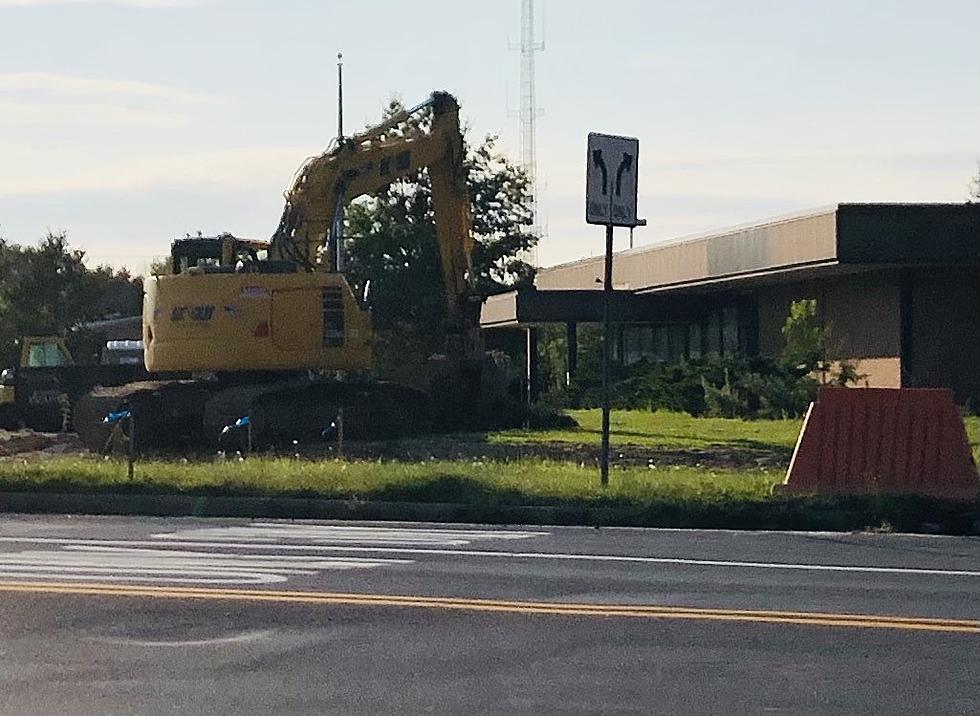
[[480, 288, 714, 329], [534, 203, 980, 295]]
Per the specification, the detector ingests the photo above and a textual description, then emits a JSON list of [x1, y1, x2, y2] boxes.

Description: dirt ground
[[0, 430, 84, 460], [0, 429, 791, 470], [305, 438, 791, 469]]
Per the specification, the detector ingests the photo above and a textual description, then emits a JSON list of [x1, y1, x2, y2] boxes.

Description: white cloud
[[0, 147, 308, 196], [0, 100, 186, 127], [0, 0, 199, 6], [0, 72, 221, 104]]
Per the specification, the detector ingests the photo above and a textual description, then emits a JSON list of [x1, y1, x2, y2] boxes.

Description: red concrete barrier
[[779, 387, 979, 501]]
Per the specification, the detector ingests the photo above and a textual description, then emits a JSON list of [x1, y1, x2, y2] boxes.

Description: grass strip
[[488, 409, 802, 449], [489, 410, 980, 460], [0, 456, 975, 534]]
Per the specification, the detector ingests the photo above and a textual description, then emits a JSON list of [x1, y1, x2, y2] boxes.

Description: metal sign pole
[[585, 132, 638, 488], [600, 224, 614, 486]]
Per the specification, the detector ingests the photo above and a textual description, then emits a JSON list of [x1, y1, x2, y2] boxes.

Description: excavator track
[[74, 377, 430, 454], [74, 381, 212, 454]]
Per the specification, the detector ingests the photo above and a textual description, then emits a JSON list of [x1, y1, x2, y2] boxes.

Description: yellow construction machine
[[75, 91, 516, 452]]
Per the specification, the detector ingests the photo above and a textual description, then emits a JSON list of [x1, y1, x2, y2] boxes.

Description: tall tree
[[344, 99, 537, 337], [0, 231, 141, 367]]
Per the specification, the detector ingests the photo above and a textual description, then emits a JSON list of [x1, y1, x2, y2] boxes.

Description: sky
[[0, 0, 978, 274]]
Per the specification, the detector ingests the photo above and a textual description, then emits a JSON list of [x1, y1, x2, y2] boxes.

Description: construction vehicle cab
[[4, 334, 148, 433], [169, 234, 274, 275], [20, 336, 73, 368]]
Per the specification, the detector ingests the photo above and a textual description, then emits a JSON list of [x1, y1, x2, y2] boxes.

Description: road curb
[[0, 491, 633, 526], [0, 490, 978, 534]]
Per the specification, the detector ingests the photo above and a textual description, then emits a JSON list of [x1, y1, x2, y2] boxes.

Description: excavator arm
[[271, 91, 474, 328]]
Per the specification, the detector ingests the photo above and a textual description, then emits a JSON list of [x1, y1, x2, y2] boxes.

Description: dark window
[[669, 325, 687, 362], [722, 307, 739, 355], [640, 326, 654, 359], [624, 327, 642, 364], [654, 326, 669, 362], [322, 287, 344, 347], [688, 323, 703, 360], [706, 312, 721, 358]]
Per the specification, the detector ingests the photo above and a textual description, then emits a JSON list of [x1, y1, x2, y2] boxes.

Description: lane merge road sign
[[586, 132, 639, 227], [585, 131, 641, 487]]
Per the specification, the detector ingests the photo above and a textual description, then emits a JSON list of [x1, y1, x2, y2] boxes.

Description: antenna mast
[[337, 52, 344, 139], [516, 0, 544, 266], [332, 51, 346, 271]]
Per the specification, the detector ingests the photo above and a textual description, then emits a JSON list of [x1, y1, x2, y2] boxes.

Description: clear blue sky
[[1, 0, 978, 273]]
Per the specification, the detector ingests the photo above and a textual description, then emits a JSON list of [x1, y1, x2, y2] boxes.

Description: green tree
[[0, 231, 141, 367], [781, 298, 863, 386], [344, 99, 537, 337], [781, 298, 828, 374]]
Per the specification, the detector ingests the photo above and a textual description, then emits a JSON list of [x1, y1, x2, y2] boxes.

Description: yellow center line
[[0, 581, 976, 634]]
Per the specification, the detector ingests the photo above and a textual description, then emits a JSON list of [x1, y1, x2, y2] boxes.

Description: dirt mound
[[300, 438, 792, 470], [0, 430, 83, 459]]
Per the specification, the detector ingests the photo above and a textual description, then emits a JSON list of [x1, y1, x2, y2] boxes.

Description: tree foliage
[[780, 298, 828, 374], [344, 99, 537, 336], [0, 231, 142, 367]]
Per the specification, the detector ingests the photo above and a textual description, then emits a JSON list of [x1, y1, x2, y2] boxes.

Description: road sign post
[[586, 133, 639, 487]]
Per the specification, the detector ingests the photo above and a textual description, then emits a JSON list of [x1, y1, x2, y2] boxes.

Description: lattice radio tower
[[513, 0, 545, 266]]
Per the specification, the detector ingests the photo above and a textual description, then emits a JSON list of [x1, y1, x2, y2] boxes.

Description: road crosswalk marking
[[152, 523, 549, 547], [0, 524, 549, 586], [0, 546, 412, 585]]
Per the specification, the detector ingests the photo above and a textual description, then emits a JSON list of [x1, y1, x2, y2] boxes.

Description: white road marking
[[0, 524, 545, 586], [0, 536, 977, 578], [0, 546, 412, 585], [152, 523, 549, 546], [93, 629, 277, 648]]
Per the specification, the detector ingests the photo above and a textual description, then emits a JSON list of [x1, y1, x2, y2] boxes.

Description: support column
[[525, 326, 539, 407], [899, 268, 914, 387], [565, 322, 577, 386]]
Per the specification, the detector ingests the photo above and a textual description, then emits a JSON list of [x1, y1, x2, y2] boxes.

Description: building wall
[[616, 267, 980, 401], [905, 266, 980, 404], [755, 270, 903, 388]]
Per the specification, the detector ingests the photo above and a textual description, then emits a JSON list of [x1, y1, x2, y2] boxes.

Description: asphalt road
[[0, 514, 977, 715]]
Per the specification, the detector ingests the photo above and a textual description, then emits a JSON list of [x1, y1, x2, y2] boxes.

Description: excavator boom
[[271, 91, 473, 328], [143, 90, 474, 375]]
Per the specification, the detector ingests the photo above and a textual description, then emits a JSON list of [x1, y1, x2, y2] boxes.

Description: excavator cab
[[170, 234, 274, 275]]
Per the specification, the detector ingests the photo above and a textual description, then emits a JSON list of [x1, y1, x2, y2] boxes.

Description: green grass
[[2, 409, 977, 533], [492, 410, 980, 458], [0, 455, 775, 507], [490, 409, 803, 451], [0, 455, 974, 533]]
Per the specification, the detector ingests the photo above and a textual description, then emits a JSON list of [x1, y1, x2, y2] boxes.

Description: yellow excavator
[[75, 91, 516, 452]]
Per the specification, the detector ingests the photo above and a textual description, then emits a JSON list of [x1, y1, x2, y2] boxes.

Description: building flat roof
[[481, 203, 980, 328], [534, 203, 980, 294]]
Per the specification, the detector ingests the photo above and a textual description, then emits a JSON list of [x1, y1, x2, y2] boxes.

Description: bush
[[539, 354, 818, 420]]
